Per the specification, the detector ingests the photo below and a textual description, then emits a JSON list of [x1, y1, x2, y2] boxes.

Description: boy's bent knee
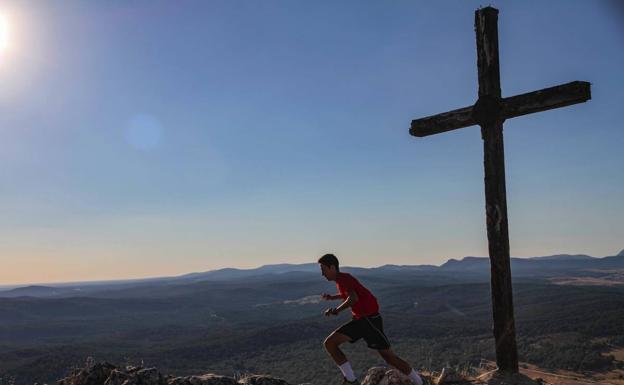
[[324, 332, 349, 350]]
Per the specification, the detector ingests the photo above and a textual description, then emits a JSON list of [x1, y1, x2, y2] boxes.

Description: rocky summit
[[44, 361, 447, 385], [53, 362, 284, 385], [361, 367, 417, 385]]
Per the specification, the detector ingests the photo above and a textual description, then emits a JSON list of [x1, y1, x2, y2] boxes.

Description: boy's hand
[[321, 293, 333, 301], [324, 307, 339, 316]]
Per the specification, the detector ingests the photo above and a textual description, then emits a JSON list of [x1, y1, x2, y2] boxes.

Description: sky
[[0, 1, 622, 285]]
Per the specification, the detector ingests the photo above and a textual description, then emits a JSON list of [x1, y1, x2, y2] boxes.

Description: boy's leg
[[360, 315, 421, 384], [324, 331, 358, 382], [323, 331, 352, 365], [377, 348, 411, 374], [378, 349, 423, 385]]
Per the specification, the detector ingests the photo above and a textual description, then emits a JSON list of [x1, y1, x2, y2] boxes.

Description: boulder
[[58, 362, 116, 385], [137, 368, 163, 385], [103, 369, 131, 385], [166, 377, 192, 385], [184, 374, 238, 385], [361, 367, 387, 385], [238, 375, 291, 385], [361, 367, 413, 385]]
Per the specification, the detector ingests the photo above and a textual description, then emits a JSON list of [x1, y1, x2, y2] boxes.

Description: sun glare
[[0, 14, 8, 52]]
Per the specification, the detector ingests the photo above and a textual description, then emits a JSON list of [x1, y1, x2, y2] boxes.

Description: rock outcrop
[[55, 362, 277, 385], [47, 360, 541, 385], [361, 367, 417, 385]]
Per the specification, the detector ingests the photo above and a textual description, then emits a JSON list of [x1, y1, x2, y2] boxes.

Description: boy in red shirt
[[319, 253, 423, 385]]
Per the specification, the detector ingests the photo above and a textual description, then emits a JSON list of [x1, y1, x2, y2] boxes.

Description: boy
[[319, 253, 423, 385]]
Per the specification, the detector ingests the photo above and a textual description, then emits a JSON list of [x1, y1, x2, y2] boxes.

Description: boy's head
[[318, 253, 339, 281]]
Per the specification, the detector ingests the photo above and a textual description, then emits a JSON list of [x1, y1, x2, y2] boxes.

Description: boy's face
[[320, 263, 337, 281]]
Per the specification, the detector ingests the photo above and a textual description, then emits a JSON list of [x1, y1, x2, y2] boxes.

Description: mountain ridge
[[2, 252, 622, 296]]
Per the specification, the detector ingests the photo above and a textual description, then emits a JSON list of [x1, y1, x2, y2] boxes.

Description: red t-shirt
[[335, 272, 379, 319]]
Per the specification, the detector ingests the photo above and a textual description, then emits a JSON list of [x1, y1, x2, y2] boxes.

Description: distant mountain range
[[1, 250, 623, 385], [178, 262, 321, 281], [1, 251, 622, 298], [439, 254, 624, 271], [0, 285, 85, 298]]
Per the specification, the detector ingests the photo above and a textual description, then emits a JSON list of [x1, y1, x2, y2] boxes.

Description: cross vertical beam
[[408, 6, 590, 376], [475, 7, 519, 373]]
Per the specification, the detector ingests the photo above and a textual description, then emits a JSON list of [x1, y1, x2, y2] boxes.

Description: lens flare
[[124, 114, 164, 151]]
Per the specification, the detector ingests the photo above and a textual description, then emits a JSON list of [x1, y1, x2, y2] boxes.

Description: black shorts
[[335, 313, 391, 350]]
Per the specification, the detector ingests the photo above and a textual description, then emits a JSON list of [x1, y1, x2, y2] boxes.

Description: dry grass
[[469, 360, 624, 385]]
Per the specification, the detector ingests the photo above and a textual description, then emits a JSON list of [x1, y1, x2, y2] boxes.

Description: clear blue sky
[[0, 1, 622, 285]]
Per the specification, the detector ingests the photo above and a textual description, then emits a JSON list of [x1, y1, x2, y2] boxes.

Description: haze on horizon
[[0, 0, 622, 286], [4, 250, 624, 289]]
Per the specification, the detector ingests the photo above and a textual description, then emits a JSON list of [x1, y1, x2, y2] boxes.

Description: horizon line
[[1, 252, 619, 289]]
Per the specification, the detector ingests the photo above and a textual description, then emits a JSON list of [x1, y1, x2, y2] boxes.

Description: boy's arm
[[321, 293, 344, 301], [334, 290, 359, 313]]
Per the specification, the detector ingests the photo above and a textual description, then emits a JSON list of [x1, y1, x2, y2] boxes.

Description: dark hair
[[318, 253, 340, 271]]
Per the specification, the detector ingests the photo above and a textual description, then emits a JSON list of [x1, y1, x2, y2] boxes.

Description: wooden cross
[[409, 7, 591, 373]]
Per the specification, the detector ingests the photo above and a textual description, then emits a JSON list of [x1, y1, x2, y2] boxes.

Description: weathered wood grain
[[409, 81, 590, 137], [410, 106, 475, 137], [502, 81, 591, 119], [475, 6, 519, 373]]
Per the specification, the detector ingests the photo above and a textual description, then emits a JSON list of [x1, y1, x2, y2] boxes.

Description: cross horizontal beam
[[410, 81, 591, 137]]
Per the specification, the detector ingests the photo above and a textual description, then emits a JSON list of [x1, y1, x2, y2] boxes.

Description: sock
[[408, 369, 423, 385], [338, 361, 356, 382]]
